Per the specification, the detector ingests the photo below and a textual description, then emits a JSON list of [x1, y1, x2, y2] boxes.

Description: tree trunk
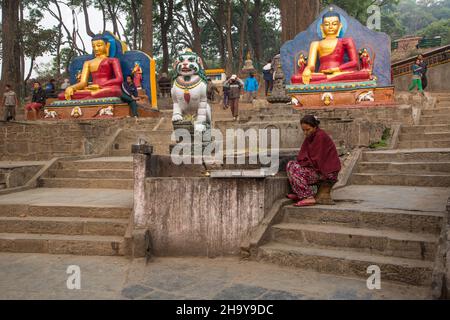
[[105, 0, 120, 38], [19, 1, 25, 95], [158, 0, 173, 74], [184, 0, 204, 64], [1, 0, 22, 100], [142, 0, 153, 56], [280, 0, 320, 43], [82, 0, 95, 37], [225, 0, 234, 75], [250, 0, 262, 62], [237, 0, 249, 71], [131, 0, 139, 50], [217, 0, 226, 67]]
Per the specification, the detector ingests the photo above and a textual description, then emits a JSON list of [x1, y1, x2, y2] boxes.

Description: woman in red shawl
[[287, 115, 341, 207]]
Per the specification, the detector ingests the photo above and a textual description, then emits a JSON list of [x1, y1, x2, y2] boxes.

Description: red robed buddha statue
[[292, 10, 372, 85], [59, 34, 123, 100]]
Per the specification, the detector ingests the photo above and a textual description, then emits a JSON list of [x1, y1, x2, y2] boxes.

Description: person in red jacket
[[286, 115, 341, 207]]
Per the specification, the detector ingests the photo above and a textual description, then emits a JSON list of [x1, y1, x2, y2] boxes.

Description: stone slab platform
[[0, 188, 133, 208], [0, 253, 431, 299], [331, 185, 450, 213]]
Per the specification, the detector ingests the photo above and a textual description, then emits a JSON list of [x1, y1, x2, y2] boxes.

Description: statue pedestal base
[[287, 81, 395, 109], [169, 120, 213, 156], [30, 96, 160, 120]]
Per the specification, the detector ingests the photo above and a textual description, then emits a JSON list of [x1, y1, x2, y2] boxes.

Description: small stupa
[[241, 51, 256, 75]]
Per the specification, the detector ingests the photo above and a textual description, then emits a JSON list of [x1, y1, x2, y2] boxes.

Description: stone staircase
[[256, 203, 441, 286], [351, 149, 450, 187], [352, 100, 450, 187], [253, 97, 450, 288], [0, 204, 130, 256], [40, 158, 134, 190], [0, 157, 134, 256]]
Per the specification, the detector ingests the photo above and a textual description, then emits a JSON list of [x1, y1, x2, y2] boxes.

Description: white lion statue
[[171, 49, 211, 133]]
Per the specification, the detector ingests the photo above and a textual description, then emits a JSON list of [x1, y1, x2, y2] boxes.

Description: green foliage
[[369, 128, 391, 149], [418, 18, 450, 43]]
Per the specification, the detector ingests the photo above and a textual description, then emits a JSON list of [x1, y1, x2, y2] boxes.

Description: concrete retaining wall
[[142, 176, 289, 257]]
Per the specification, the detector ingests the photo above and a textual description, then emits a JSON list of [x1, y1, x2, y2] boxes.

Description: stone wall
[[0, 120, 124, 161], [216, 105, 414, 151], [0, 165, 42, 189], [394, 62, 450, 92], [142, 176, 289, 257]]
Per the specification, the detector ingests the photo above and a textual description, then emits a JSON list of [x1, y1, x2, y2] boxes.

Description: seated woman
[[287, 115, 341, 207]]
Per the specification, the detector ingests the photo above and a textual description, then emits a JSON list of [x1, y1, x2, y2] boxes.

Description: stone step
[[257, 243, 433, 286], [420, 115, 450, 125], [0, 204, 131, 219], [362, 149, 450, 162], [111, 144, 169, 156], [351, 172, 450, 187], [282, 206, 443, 235], [421, 108, 450, 116], [401, 124, 450, 134], [40, 178, 134, 190], [271, 223, 437, 261], [0, 233, 125, 256], [115, 129, 172, 141], [0, 216, 128, 236], [60, 160, 132, 170], [400, 132, 450, 141], [47, 169, 133, 179], [397, 140, 450, 149], [357, 161, 450, 173]]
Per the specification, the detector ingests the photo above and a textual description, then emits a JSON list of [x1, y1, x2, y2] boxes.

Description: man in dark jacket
[[121, 75, 140, 117], [25, 81, 46, 120], [262, 59, 273, 96], [224, 74, 244, 121]]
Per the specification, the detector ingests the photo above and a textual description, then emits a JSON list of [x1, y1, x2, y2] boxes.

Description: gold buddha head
[[320, 10, 343, 39], [92, 39, 110, 57]]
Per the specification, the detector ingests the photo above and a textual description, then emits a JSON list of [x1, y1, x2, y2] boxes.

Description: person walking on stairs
[[244, 73, 259, 103], [286, 115, 341, 207], [408, 58, 425, 96], [225, 75, 244, 121]]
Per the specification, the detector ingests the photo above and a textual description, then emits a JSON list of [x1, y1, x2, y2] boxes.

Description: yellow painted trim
[[205, 69, 225, 75], [137, 50, 159, 109], [150, 58, 158, 109]]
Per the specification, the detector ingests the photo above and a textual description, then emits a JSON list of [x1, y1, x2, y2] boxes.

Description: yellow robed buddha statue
[[297, 9, 372, 85], [59, 34, 124, 100]]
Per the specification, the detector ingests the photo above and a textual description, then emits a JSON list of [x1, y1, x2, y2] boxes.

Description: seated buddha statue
[[59, 34, 123, 100], [300, 9, 372, 85]]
